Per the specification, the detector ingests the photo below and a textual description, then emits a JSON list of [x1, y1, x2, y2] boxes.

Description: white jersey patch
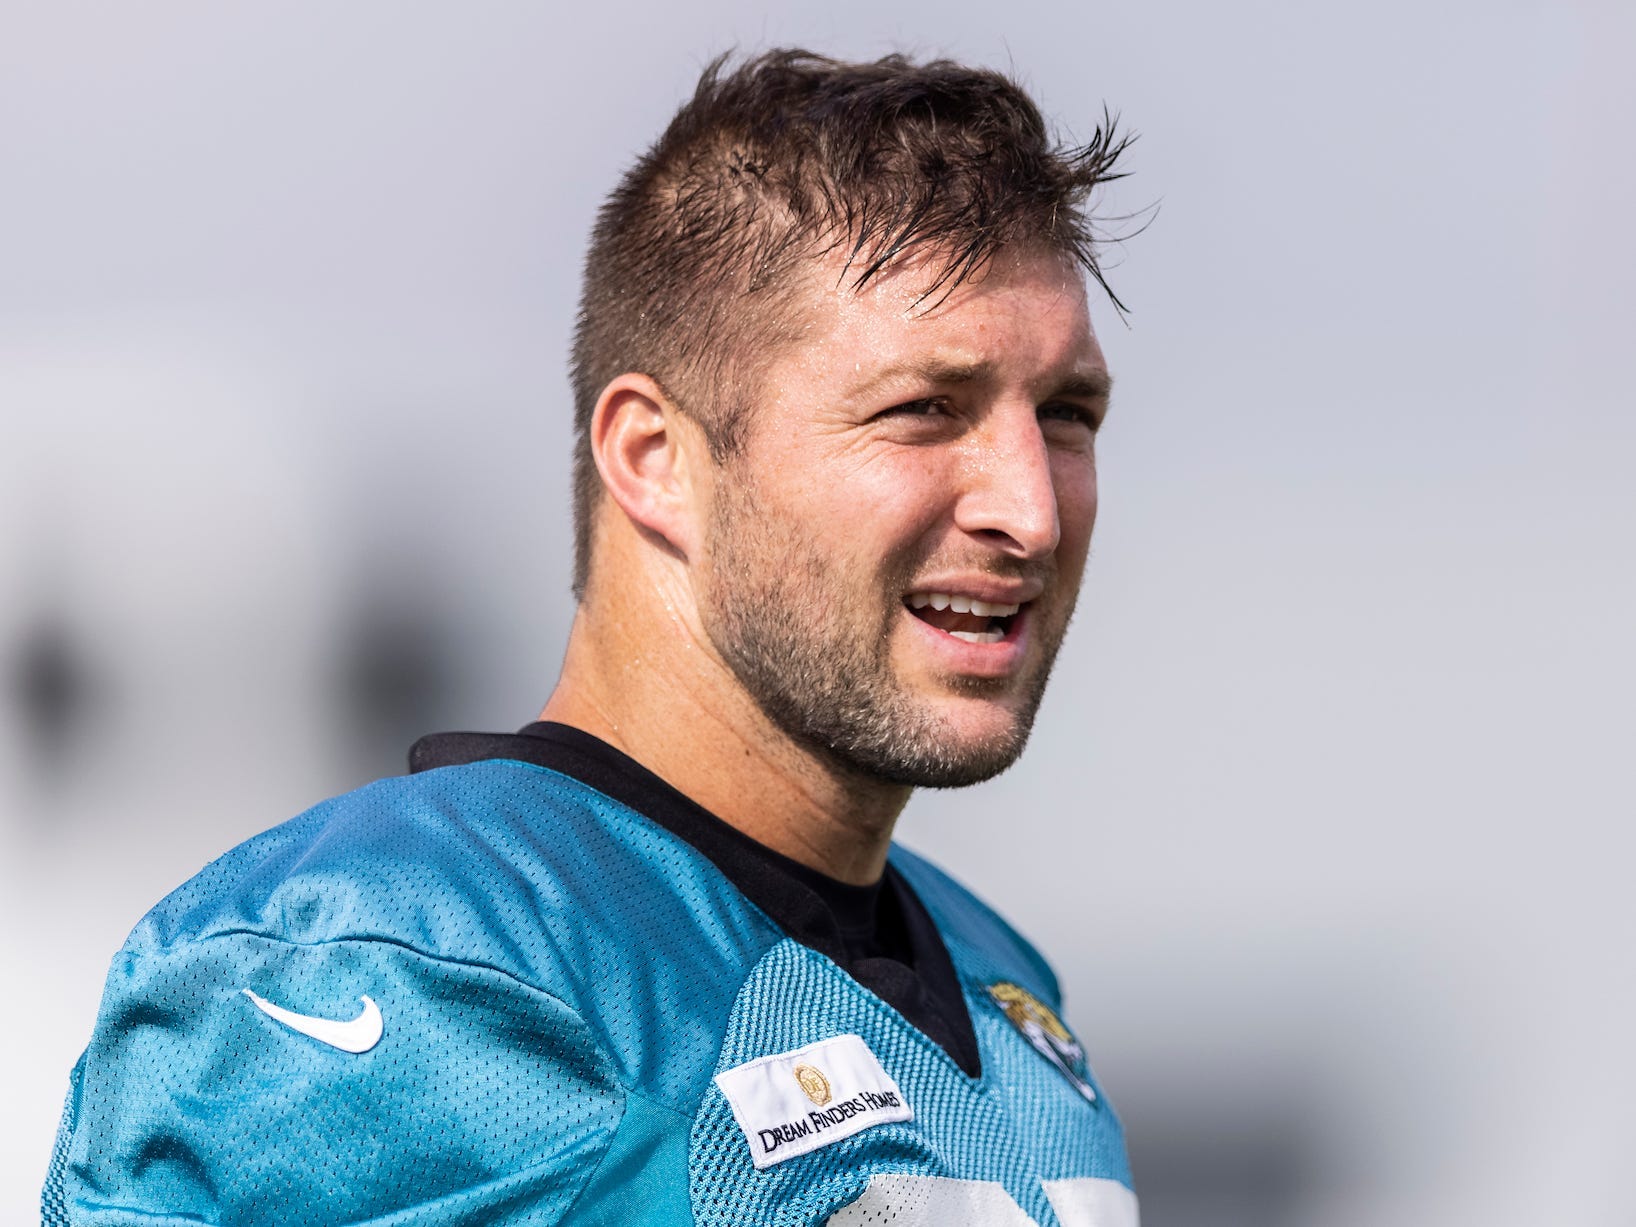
[[1043, 1176, 1142, 1227], [714, 1033, 913, 1169], [828, 1175, 1140, 1226], [828, 1175, 1036, 1225]]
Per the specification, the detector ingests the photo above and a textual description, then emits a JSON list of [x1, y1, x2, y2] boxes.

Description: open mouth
[[904, 592, 1023, 644]]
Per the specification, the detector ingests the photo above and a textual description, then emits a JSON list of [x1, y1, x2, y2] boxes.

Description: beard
[[698, 474, 1075, 789]]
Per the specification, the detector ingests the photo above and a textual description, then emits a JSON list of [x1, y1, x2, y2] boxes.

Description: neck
[[540, 598, 909, 886]]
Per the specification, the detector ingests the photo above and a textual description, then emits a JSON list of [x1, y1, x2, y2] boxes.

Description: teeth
[[949, 629, 1005, 644], [905, 592, 1023, 617]]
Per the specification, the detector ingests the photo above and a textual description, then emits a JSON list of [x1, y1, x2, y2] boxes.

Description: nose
[[952, 414, 1062, 559]]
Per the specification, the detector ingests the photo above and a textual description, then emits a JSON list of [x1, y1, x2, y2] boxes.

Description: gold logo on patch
[[792, 1062, 832, 1106]]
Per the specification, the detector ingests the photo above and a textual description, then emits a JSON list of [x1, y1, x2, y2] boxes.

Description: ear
[[588, 373, 709, 564]]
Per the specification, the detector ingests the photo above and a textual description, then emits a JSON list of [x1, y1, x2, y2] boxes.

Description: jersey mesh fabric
[[892, 848, 1133, 1192], [42, 1073, 78, 1227]]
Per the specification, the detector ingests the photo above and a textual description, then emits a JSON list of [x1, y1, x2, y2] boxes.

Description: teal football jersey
[[44, 753, 1136, 1225]]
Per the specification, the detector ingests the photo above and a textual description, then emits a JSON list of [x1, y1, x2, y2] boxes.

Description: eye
[[1038, 401, 1101, 432], [882, 397, 952, 418]]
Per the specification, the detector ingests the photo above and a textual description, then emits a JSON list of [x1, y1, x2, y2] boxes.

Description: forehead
[[767, 244, 1104, 394]]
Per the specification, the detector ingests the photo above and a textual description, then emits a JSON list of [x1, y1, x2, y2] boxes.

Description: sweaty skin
[[543, 245, 1109, 885]]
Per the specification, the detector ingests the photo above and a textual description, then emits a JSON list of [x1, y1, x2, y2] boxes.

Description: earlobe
[[589, 373, 704, 562]]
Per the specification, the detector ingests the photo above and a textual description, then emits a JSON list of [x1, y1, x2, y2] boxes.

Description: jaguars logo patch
[[988, 981, 1098, 1104]]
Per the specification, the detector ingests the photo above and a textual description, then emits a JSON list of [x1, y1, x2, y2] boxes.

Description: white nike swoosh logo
[[242, 989, 384, 1053]]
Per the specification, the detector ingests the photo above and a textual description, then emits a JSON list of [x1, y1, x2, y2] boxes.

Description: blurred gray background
[[3, 1, 1631, 1223]]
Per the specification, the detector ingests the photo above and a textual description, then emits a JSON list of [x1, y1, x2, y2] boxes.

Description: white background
[[2, 2, 1631, 1223]]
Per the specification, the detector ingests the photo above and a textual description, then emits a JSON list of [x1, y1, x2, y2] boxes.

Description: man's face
[[695, 246, 1108, 788]]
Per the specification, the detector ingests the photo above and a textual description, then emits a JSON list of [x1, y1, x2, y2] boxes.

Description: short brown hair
[[568, 49, 1131, 597]]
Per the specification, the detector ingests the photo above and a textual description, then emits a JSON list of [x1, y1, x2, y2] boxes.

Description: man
[[45, 51, 1138, 1225]]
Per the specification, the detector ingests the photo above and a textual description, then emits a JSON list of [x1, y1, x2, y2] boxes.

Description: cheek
[[1053, 458, 1099, 553], [820, 452, 954, 544]]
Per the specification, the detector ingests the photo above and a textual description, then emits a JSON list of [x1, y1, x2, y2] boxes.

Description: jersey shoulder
[[123, 758, 783, 1096], [51, 761, 786, 1226]]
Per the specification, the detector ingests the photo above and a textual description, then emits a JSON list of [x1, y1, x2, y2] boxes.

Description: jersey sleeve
[[44, 930, 625, 1226]]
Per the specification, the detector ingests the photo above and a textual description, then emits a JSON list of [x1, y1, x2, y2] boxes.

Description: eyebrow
[[1047, 370, 1114, 402], [845, 357, 1113, 403]]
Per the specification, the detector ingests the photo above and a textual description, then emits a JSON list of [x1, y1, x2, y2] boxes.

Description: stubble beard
[[699, 477, 1075, 789]]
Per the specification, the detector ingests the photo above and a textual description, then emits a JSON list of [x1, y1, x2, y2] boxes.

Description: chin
[[826, 696, 1037, 791], [935, 696, 1030, 743], [862, 736, 1029, 790]]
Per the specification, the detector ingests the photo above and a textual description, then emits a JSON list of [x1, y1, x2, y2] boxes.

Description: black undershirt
[[408, 722, 981, 1077]]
